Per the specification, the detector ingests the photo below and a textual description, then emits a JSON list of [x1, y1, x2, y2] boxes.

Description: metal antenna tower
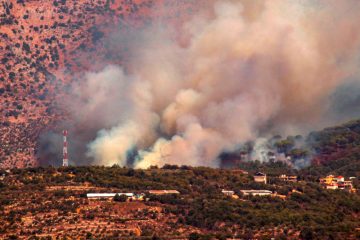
[[62, 130, 69, 167]]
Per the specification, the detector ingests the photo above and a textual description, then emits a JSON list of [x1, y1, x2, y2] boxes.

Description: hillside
[[1, 0, 360, 172], [303, 119, 360, 177], [0, 1, 360, 239], [0, 0, 205, 168], [0, 166, 359, 239]]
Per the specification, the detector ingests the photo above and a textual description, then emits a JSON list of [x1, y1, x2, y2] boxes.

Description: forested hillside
[[0, 166, 359, 239], [304, 119, 360, 177]]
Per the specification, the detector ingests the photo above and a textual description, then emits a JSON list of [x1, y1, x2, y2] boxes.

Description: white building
[[254, 172, 267, 184], [325, 185, 338, 190], [221, 189, 235, 196], [335, 176, 345, 182], [86, 193, 134, 199], [278, 174, 297, 182], [240, 190, 272, 196]]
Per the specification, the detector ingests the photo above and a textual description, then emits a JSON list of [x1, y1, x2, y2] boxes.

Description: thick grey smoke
[[66, 0, 360, 168], [327, 80, 360, 122]]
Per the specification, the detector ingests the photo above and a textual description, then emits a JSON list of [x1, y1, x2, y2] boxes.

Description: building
[[320, 175, 334, 185], [337, 181, 353, 189], [326, 184, 338, 190], [278, 174, 297, 182], [148, 190, 180, 195], [320, 175, 355, 191], [240, 190, 272, 196], [254, 172, 267, 184], [221, 189, 239, 199], [86, 193, 134, 199], [221, 189, 235, 196], [335, 176, 344, 182], [337, 180, 354, 192]]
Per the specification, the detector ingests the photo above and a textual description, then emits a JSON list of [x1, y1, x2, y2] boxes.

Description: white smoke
[[251, 138, 272, 163], [68, 0, 360, 168]]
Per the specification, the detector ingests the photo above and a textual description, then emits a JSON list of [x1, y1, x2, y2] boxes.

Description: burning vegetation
[[1, 0, 360, 239], [0, 0, 360, 169], [46, 0, 360, 169], [0, 0, 206, 168]]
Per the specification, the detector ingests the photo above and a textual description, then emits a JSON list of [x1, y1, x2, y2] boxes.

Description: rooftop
[[86, 193, 134, 198], [255, 172, 266, 176], [148, 190, 180, 194], [240, 190, 272, 194]]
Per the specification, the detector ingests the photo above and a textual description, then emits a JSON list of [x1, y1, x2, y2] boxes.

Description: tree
[[152, 234, 163, 240], [22, 42, 31, 53], [113, 194, 127, 202], [86, 232, 92, 239], [289, 148, 309, 159], [275, 139, 294, 153], [300, 227, 313, 240], [189, 233, 200, 240]]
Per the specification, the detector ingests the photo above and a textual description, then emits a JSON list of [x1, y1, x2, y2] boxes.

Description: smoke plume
[[65, 0, 360, 168]]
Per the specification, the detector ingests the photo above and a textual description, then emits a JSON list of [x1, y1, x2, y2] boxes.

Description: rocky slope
[[0, 0, 204, 168]]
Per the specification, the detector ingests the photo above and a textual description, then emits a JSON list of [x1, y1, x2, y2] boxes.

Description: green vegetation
[[113, 193, 127, 202], [303, 119, 360, 177], [1, 164, 359, 239], [0, 111, 359, 239]]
